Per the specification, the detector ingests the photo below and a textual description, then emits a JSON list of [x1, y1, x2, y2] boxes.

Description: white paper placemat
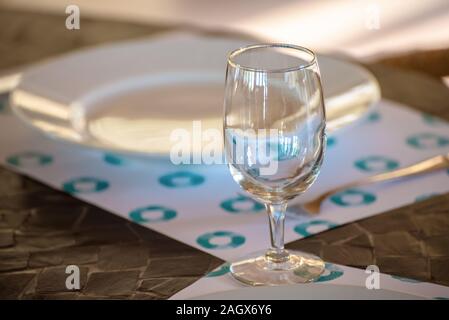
[[171, 262, 449, 299], [2, 95, 449, 298], [1, 98, 448, 261]]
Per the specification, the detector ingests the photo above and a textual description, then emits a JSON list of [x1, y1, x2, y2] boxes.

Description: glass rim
[[227, 43, 317, 73]]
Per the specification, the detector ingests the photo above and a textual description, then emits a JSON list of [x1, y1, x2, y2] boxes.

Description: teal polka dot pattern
[[330, 188, 376, 207], [294, 220, 338, 237], [104, 153, 126, 166], [314, 263, 344, 282], [220, 194, 264, 213], [366, 111, 380, 123], [62, 177, 109, 194], [326, 136, 336, 148], [129, 205, 177, 223], [206, 262, 231, 277], [6, 151, 53, 167], [159, 171, 205, 188], [197, 231, 245, 249], [406, 133, 449, 149], [354, 155, 399, 172]]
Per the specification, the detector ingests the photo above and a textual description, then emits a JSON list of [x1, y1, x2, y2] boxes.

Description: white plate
[[191, 284, 424, 300], [9, 31, 380, 156]]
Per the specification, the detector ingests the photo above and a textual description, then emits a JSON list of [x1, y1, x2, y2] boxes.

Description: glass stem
[[266, 202, 289, 263]]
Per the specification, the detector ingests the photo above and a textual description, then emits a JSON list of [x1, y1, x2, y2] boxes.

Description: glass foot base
[[230, 250, 325, 286]]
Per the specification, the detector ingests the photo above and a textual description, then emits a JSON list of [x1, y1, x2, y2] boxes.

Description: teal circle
[[6, 151, 53, 167], [62, 177, 109, 194], [206, 262, 231, 277], [406, 133, 449, 149], [104, 153, 126, 166], [354, 156, 399, 172], [314, 263, 344, 282], [422, 113, 444, 126], [391, 275, 422, 283], [327, 136, 336, 148], [220, 194, 264, 213], [294, 220, 338, 237], [129, 205, 177, 223], [273, 141, 296, 161], [159, 171, 205, 188], [366, 112, 380, 123], [196, 231, 245, 249], [330, 188, 376, 207], [415, 193, 439, 202]]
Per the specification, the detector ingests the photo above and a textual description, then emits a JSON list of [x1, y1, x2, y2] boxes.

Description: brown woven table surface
[[0, 8, 448, 299]]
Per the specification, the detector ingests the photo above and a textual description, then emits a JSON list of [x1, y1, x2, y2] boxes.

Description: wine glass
[[223, 44, 326, 285]]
